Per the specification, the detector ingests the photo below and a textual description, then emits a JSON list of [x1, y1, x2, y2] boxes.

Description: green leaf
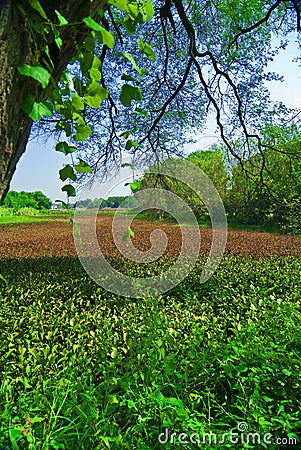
[[120, 84, 142, 107], [74, 159, 92, 173], [18, 64, 51, 88], [84, 81, 108, 108], [89, 57, 102, 81], [128, 227, 135, 237], [72, 112, 85, 125], [59, 165, 77, 181], [122, 16, 136, 34], [123, 52, 146, 77], [130, 181, 140, 192], [83, 17, 114, 48], [9, 428, 23, 450], [262, 396, 273, 403], [235, 362, 248, 373], [96, 28, 115, 49], [138, 38, 156, 61], [52, 25, 63, 49], [55, 200, 68, 210], [80, 51, 94, 76], [55, 142, 77, 155], [71, 94, 84, 111], [21, 95, 52, 121], [73, 124, 92, 141], [74, 77, 85, 96], [134, 106, 148, 117], [282, 369, 292, 376], [108, 0, 127, 10], [0, 273, 8, 287], [120, 127, 136, 138], [55, 121, 72, 137], [79, 35, 95, 76], [61, 184, 76, 197], [27, 0, 48, 20], [83, 16, 103, 31], [122, 227, 135, 242], [143, 0, 154, 21], [55, 10, 68, 25], [60, 71, 74, 90], [126, 2, 140, 21], [125, 139, 140, 150], [71, 218, 82, 243], [107, 394, 119, 404], [30, 416, 45, 424], [121, 73, 140, 84]]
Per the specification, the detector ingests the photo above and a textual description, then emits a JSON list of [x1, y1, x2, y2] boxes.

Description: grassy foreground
[[0, 255, 300, 449]]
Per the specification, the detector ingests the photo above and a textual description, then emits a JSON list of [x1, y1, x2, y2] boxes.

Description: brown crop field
[[0, 214, 300, 260]]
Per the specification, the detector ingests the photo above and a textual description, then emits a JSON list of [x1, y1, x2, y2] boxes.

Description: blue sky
[[10, 33, 301, 202]]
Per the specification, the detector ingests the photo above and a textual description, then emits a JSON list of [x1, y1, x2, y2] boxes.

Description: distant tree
[[75, 196, 131, 208], [227, 126, 301, 231], [106, 196, 128, 208], [76, 199, 93, 209], [3, 190, 51, 210], [32, 191, 52, 209], [187, 149, 229, 200], [138, 148, 229, 219]]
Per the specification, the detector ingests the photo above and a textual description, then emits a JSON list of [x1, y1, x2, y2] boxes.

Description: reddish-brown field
[[0, 215, 300, 260]]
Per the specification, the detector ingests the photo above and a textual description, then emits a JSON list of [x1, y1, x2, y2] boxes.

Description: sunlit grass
[[0, 255, 300, 449]]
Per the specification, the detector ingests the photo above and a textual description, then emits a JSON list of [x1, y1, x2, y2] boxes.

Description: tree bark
[[0, 0, 107, 204]]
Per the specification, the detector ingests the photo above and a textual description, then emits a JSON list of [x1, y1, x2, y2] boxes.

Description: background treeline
[[138, 126, 301, 233], [1, 191, 52, 214], [0, 192, 136, 213], [76, 196, 136, 209]]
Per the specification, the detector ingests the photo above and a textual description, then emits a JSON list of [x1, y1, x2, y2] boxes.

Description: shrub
[[0, 206, 14, 217], [17, 207, 39, 216]]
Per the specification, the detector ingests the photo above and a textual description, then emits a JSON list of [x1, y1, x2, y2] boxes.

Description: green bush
[[17, 207, 40, 216], [3, 190, 52, 210], [0, 206, 13, 217]]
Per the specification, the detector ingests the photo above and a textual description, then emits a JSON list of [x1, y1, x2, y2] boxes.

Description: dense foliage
[[138, 127, 301, 233], [3, 191, 51, 211], [0, 253, 300, 448], [2, 0, 300, 204], [58, 0, 301, 180], [76, 196, 135, 209], [226, 127, 301, 233]]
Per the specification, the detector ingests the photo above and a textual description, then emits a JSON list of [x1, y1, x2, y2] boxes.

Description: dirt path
[[0, 216, 300, 259]]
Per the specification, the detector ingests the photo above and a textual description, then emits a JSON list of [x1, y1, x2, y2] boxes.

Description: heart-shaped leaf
[[120, 84, 142, 107], [59, 165, 77, 181], [55, 142, 77, 155], [21, 95, 52, 121], [61, 184, 76, 197], [84, 81, 108, 108], [73, 125, 92, 141], [18, 64, 51, 88], [74, 159, 92, 173]]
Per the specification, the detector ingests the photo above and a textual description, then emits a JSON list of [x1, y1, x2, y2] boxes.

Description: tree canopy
[[76, 195, 135, 208], [3, 190, 52, 210], [137, 128, 301, 232], [227, 126, 301, 232], [1, 0, 301, 204]]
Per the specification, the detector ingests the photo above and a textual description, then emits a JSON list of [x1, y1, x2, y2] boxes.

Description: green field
[[0, 217, 300, 450]]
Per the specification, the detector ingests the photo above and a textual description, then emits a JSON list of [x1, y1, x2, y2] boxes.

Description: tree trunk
[[0, 0, 107, 204]]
